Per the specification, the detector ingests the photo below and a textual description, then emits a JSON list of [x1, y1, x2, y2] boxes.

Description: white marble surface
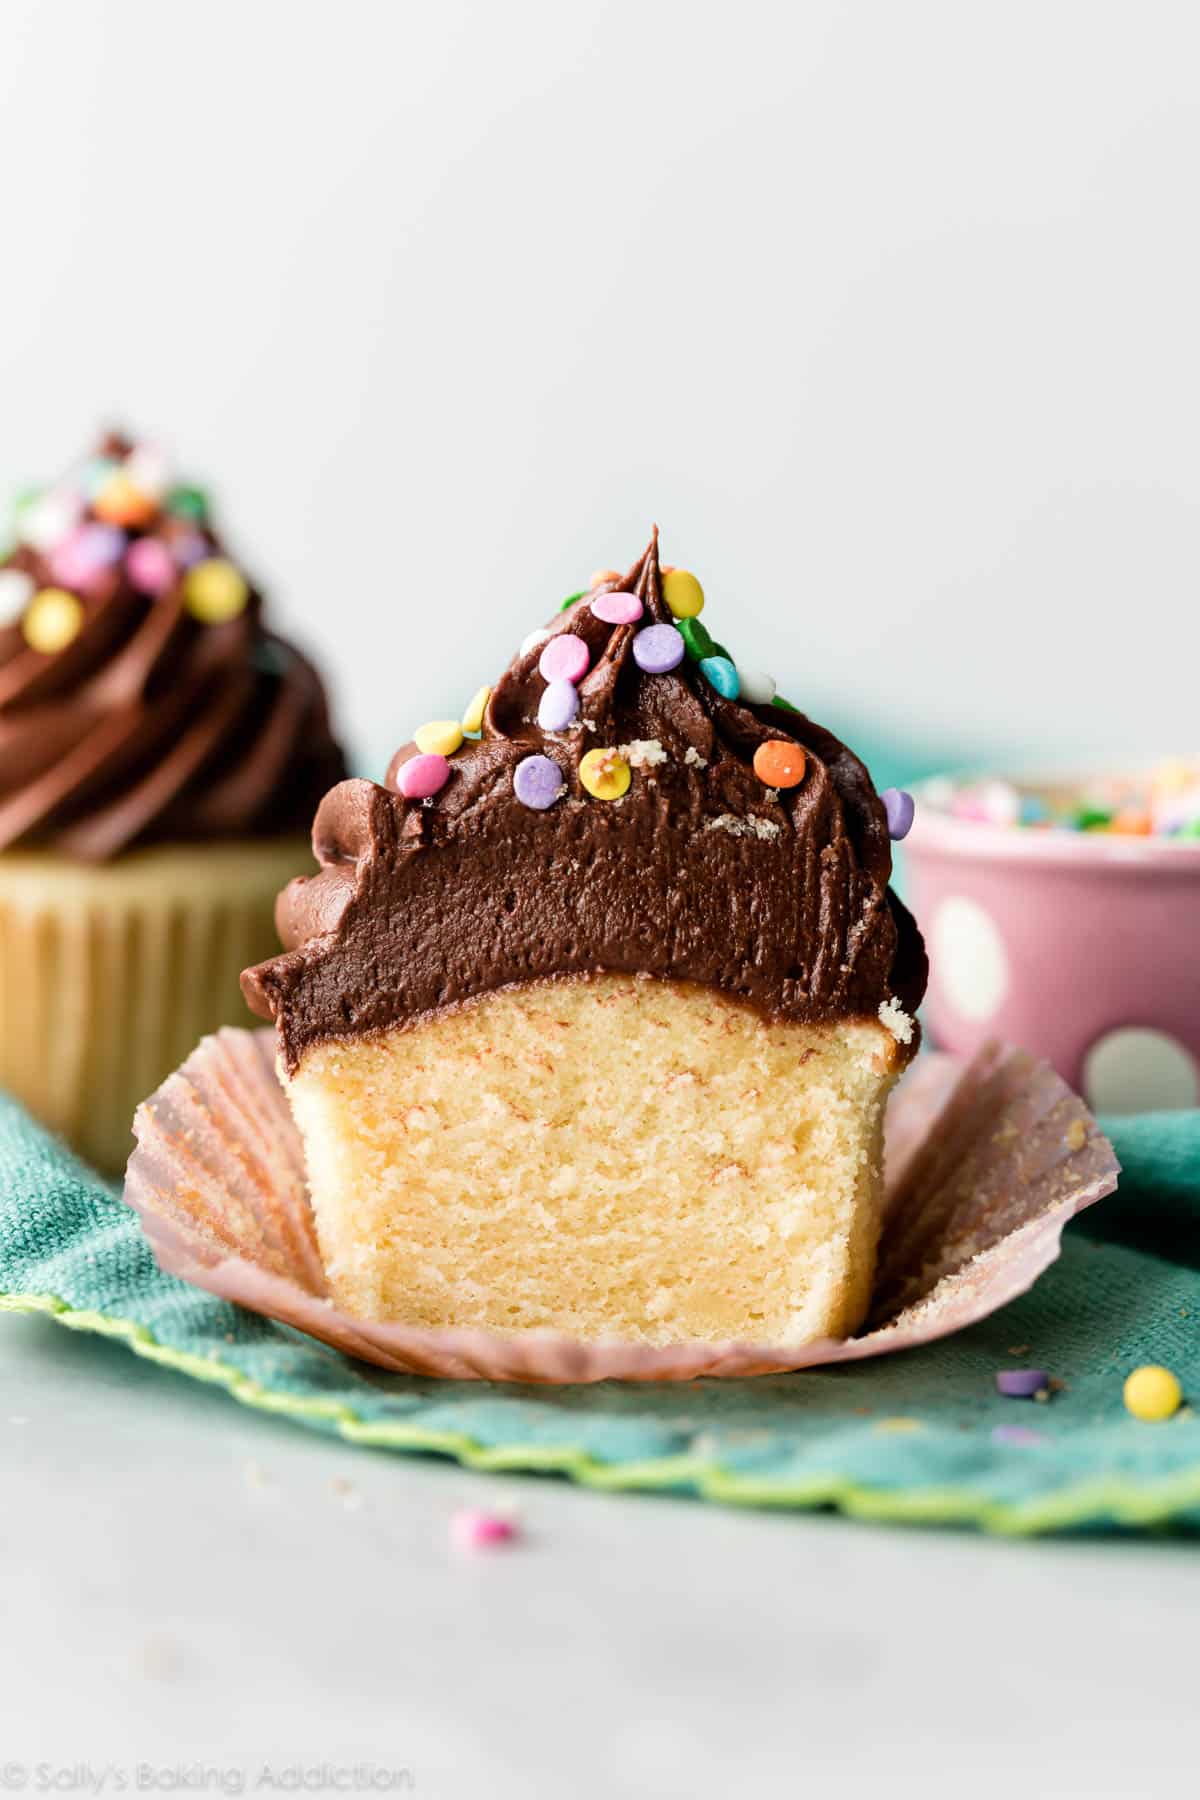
[[1, 1312, 1196, 1799]]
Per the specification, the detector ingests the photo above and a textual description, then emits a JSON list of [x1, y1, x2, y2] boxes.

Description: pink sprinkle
[[991, 1425, 1046, 1449], [450, 1507, 518, 1551], [396, 752, 450, 800], [538, 633, 590, 685], [125, 536, 177, 596], [590, 590, 643, 626]]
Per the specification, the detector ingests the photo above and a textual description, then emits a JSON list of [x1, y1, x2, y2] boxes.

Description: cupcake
[[0, 431, 346, 1172], [243, 530, 926, 1346]]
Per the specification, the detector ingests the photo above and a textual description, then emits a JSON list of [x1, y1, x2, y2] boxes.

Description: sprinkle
[[165, 485, 209, 523], [752, 740, 806, 789], [17, 489, 83, 553], [79, 456, 119, 500], [450, 1507, 518, 1552], [519, 627, 550, 658], [618, 739, 668, 769], [589, 567, 623, 588], [514, 753, 566, 810], [737, 667, 776, 705], [699, 655, 739, 699], [632, 623, 685, 675], [991, 1425, 1046, 1449], [579, 746, 631, 801], [414, 720, 465, 757], [183, 558, 249, 624], [662, 568, 704, 619], [171, 531, 210, 569], [995, 1368, 1049, 1398], [678, 617, 715, 662], [705, 813, 781, 841], [538, 633, 590, 685], [0, 568, 35, 621], [22, 587, 84, 654], [559, 590, 586, 612], [590, 590, 643, 626], [396, 752, 451, 800], [461, 685, 491, 733], [49, 522, 126, 592], [92, 472, 157, 528], [119, 445, 168, 499], [537, 678, 580, 731], [878, 998, 914, 1044], [125, 536, 177, 596], [1123, 1365, 1183, 1422], [683, 745, 708, 769], [881, 787, 915, 840]]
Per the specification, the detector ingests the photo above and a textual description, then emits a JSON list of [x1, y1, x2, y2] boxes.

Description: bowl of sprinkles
[[902, 759, 1200, 1112]]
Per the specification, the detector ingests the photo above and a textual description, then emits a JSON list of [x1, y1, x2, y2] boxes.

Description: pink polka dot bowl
[[901, 770, 1200, 1113]]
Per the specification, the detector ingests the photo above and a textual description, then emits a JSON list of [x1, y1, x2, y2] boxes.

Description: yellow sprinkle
[[873, 1417, 924, 1435], [1065, 1119, 1087, 1151], [461, 685, 491, 734], [662, 568, 704, 619], [414, 719, 465, 757], [22, 587, 84, 654], [579, 746, 631, 801], [183, 558, 249, 624], [1123, 1365, 1183, 1422]]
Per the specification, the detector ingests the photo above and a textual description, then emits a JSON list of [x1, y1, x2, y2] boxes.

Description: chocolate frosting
[[245, 531, 927, 1069], [0, 433, 345, 859]]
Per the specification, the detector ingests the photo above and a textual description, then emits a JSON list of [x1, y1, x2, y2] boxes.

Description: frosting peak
[[245, 530, 925, 1067], [0, 432, 345, 859]]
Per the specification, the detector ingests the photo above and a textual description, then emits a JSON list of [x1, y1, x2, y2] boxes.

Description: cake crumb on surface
[[878, 997, 914, 1043], [684, 746, 707, 768], [619, 738, 668, 769], [705, 813, 781, 841]]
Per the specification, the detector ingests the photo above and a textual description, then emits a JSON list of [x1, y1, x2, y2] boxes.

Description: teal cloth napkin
[[1, 1090, 1197, 1536]]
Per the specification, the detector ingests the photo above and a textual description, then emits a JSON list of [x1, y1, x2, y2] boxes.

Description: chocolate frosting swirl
[[244, 531, 925, 1068], [0, 434, 345, 860]]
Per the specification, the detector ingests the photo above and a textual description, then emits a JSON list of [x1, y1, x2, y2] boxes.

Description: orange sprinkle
[[92, 475, 157, 528], [753, 740, 807, 789], [1111, 809, 1152, 836], [588, 567, 622, 588]]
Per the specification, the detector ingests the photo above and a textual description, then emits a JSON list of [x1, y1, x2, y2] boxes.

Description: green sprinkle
[[1176, 818, 1200, 839], [1074, 807, 1113, 831], [560, 590, 586, 612], [166, 485, 209, 523], [772, 695, 801, 714], [12, 485, 41, 519], [678, 617, 715, 661]]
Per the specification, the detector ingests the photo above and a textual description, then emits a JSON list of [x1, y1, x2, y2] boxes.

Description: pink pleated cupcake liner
[[123, 1030, 1120, 1383]]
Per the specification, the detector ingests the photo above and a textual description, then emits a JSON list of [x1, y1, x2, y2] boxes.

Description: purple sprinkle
[[882, 787, 915, 840], [538, 633, 590, 685], [991, 1425, 1046, 1449], [513, 753, 566, 811], [995, 1368, 1048, 1398], [50, 522, 126, 589], [591, 590, 643, 626], [632, 623, 685, 675], [537, 678, 579, 732]]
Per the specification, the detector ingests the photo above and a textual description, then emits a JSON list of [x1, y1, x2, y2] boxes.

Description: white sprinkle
[[520, 627, 551, 657], [684, 746, 708, 769], [878, 998, 914, 1044], [618, 738, 668, 769], [736, 667, 776, 705], [0, 568, 34, 623], [705, 813, 782, 840]]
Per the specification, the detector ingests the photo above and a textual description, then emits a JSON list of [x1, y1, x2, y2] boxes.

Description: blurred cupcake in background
[[0, 430, 346, 1171]]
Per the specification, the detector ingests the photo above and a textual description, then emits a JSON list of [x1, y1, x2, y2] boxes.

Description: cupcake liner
[[0, 839, 314, 1175], [124, 1030, 1120, 1383]]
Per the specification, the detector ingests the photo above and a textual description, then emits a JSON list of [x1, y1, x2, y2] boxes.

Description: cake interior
[[284, 974, 907, 1345]]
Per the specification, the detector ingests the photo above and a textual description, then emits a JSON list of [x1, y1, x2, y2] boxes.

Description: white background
[[0, 0, 1196, 777]]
